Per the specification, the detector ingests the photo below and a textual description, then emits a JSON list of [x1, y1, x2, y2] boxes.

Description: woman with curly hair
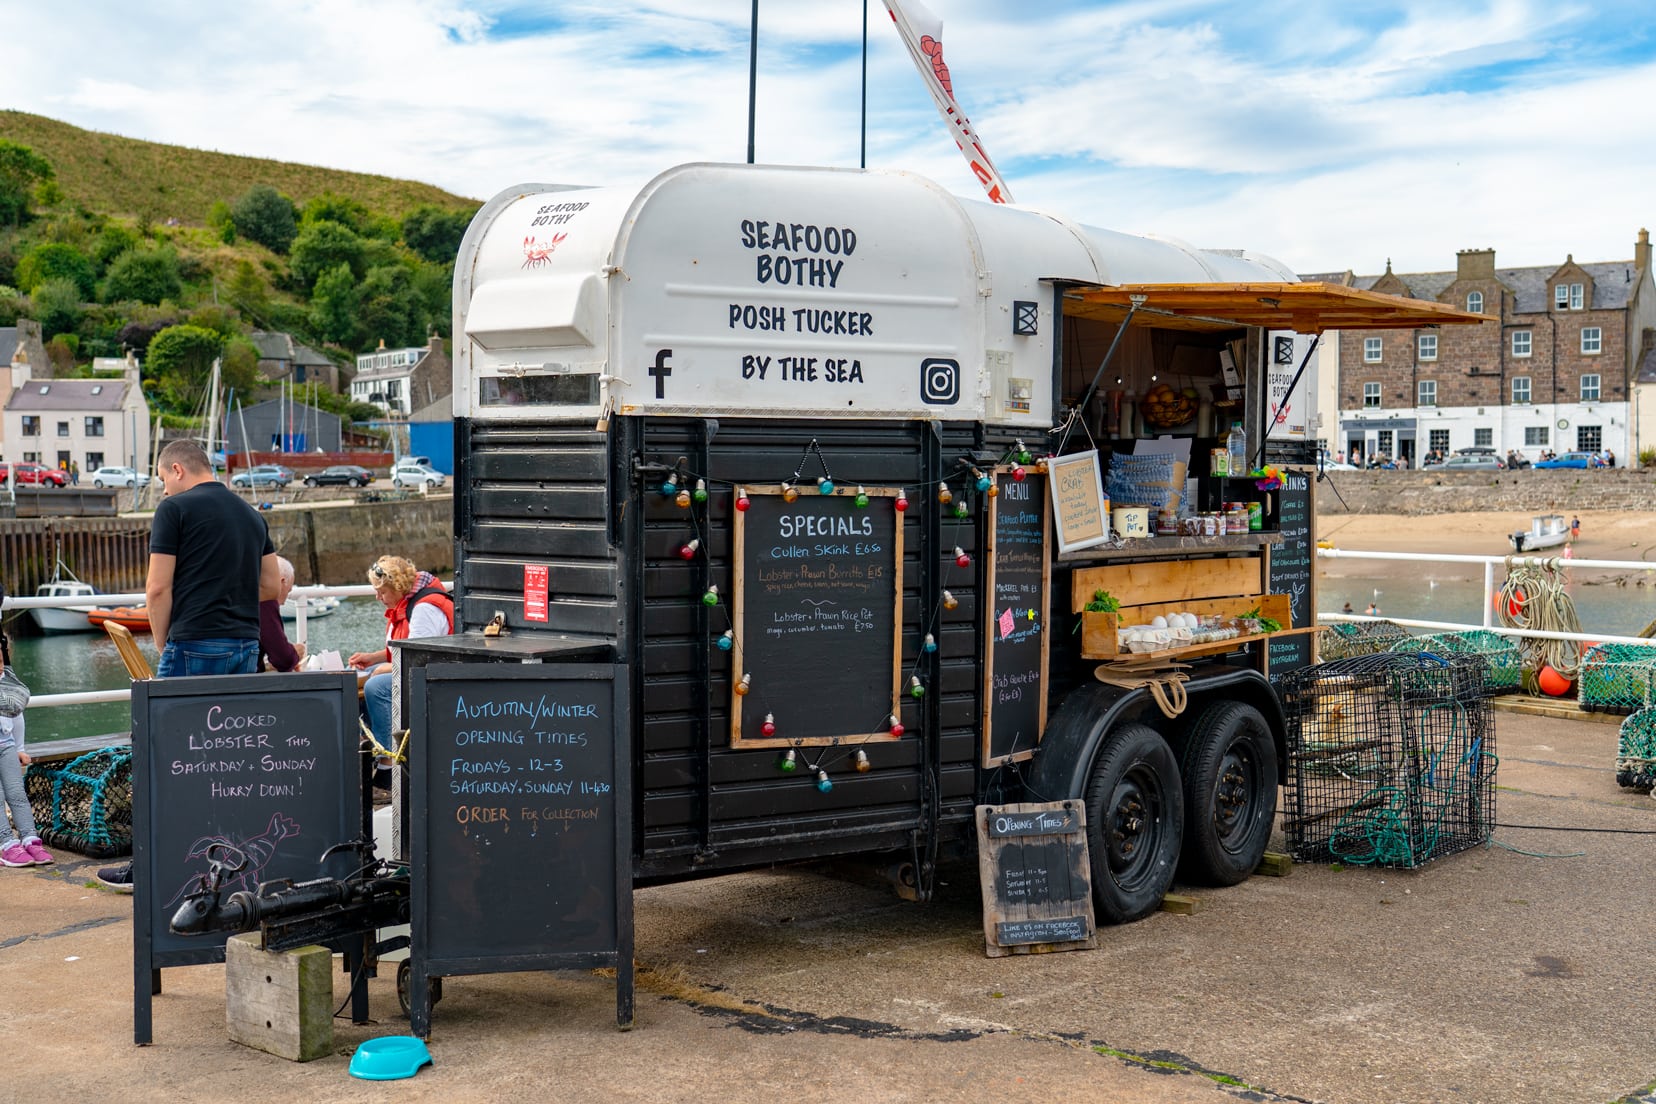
[[349, 556, 452, 773]]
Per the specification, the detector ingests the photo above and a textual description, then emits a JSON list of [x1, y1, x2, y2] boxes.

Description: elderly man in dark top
[[259, 556, 307, 672]]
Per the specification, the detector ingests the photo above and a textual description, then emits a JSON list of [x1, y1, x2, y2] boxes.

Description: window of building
[[1378, 430, 1394, 457], [22, 452, 38, 463], [85, 452, 104, 470], [1418, 380, 1437, 406], [1524, 426, 1550, 447], [1571, 283, 1584, 310], [84, 416, 104, 437], [1556, 284, 1569, 309], [1474, 428, 1493, 447], [1581, 327, 1602, 354], [1363, 382, 1381, 408], [56, 421, 69, 437], [1512, 376, 1531, 404], [20, 416, 39, 436], [1417, 333, 1437, 361], [1429, 429, 1450, 454], [1581, 374, 1601, 402], [1467, 291, 1483, 313], [1512, 330, 1531, 357], [1577, 425, 1602, 452], [1363, 337, 1382, 362]]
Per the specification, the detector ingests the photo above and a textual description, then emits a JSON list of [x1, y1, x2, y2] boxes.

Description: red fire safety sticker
[[524, 564, 549, 622]]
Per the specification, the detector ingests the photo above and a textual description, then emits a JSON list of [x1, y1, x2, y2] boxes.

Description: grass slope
[[0, 110, 479, 223]]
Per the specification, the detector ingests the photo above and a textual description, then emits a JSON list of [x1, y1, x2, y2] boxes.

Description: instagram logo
[[919, 358, 960, 405]]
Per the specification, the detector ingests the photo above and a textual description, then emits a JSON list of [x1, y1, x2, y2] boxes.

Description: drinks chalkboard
[[975, 801, 1097, 957], [1266, 467, 1315, 673], [131, 672, 361, 1044], [982, 470, 1049, 765], [409, 663, 632, 1038], [731, 487, 903, 747]]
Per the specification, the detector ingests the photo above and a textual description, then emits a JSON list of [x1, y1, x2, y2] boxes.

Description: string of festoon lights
[[657, 437, 1043, 792]]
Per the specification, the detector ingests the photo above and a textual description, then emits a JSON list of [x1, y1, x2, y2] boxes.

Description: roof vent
[[91, 385, 102, 395], [38, 384, 48, 394]]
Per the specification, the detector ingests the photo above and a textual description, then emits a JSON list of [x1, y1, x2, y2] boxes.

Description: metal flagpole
[[746, 0, 759, 164], [861, 0, 868, 169]]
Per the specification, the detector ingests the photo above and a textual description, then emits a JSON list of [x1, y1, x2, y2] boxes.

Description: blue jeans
[[364, 671, 394, 748], [157, 638, 260, 678]]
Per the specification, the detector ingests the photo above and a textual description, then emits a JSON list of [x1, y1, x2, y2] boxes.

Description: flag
[[881, 0, 1015, 204]]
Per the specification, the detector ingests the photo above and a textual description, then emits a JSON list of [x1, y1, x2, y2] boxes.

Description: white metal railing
[[2, 584, 381, 710], [1316, 547, 1656, 647]]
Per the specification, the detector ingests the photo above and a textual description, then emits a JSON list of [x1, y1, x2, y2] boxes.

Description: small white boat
[[279, 595, 341, 621], [1510, 514, 1570, 553], [31, 564, 103, 634]]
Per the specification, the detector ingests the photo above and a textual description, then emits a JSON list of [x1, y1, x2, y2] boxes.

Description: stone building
[[1309, 230, 1655, 467]]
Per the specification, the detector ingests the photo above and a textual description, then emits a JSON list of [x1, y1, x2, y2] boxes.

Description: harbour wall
[[1314, 469, 1656, 516]]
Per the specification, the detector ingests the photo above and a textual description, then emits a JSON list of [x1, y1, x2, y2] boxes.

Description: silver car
[[88, 465, 152, 488], [1438, 454, 1503, 472]]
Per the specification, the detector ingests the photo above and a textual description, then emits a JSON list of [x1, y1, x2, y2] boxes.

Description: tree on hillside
[[299, 192, 398, 239], [310, 262, 363, 347], [357, 264, 426, 349], [29, 277, 84, 339], [103, 246, 183, 305], [0, 141, 54, 227], [92, 223, 141, 270], [289, 219, 367, 293], [402, 205, 475, 264], [145, 324, 224, 412], [15, 242, 96, 298], [231, 184, 298, 254]]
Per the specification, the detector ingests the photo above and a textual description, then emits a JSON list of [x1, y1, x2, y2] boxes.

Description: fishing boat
[[86, 606, 151, 633], [279, 595, 341, 620], [1509, 514, 1570, 553], [30, 560, 102, 634]]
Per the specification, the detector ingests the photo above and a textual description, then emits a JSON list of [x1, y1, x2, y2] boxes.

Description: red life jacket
[[387, 583, 454, 640]]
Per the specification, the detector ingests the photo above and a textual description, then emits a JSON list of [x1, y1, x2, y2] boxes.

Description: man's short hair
[[276, 556, 295, 584], [157, 440, 212, 474]]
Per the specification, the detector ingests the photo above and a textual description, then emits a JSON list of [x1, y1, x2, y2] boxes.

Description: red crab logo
[[921, 35, 953, 97], [522, 233, 568, 268]]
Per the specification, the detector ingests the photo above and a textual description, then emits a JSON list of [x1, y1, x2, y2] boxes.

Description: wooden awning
[[1062, 282, 1491, 335]]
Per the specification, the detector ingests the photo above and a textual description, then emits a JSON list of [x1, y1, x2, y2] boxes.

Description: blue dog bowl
[[349, 1035, 433, 1080]]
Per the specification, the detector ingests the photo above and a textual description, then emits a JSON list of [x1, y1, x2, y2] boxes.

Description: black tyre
[[349, 478, 363, 487], [1084, 723, 1183, 924], [1177, 701, 1277, 886], [93, 479, 105, 488], [305, 478, 318, 487]]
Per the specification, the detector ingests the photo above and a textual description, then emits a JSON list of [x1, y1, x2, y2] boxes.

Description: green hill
[[0, 110, 478, 224]]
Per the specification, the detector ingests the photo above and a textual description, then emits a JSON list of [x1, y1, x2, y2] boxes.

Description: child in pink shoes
[[0, 713, 53, 867]]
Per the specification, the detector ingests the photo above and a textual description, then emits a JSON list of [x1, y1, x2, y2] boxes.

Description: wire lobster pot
[[1580, 643, 1656, 716], [1615, 706, 1656, 791], [1321, 619, 1414, 661], [1389, 630, 1522, 696], [1279, 653, 1497, 868]]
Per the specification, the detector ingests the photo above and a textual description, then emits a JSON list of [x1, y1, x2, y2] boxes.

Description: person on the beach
[[1365, 602, 1379, 615], [1571, 516, 1581, 540], [1342, 602, 1354, 614]]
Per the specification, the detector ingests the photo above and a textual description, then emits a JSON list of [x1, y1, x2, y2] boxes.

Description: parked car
[[390, 460, 445, 489], [230, 464, 294, 489], [1, 462, 69, 487], [1438, 454, 1504, 472], [1534, 451, 1598, 470], [88, 465, 152, 488], [303, 464, 374, 488]]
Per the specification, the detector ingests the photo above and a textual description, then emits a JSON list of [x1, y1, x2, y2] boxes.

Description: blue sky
[[4, 0, 1654, 276]]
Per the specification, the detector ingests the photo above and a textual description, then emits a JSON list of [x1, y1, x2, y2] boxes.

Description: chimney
[[1456, 248, 1496, 281], [1637, 228, 1651, 276], [124, 349, 141, 383]]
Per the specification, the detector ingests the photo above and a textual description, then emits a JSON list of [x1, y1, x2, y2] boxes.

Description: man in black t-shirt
[[146, 440, 279, 676]]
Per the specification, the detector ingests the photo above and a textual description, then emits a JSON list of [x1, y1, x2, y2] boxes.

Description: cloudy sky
[[5, 0, 1653, 276]]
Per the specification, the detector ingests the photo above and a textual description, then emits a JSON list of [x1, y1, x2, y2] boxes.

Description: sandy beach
[[1317, 508, 1656, 560]]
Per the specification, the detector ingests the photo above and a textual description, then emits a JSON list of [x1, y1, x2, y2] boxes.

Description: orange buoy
[[1537, 665, 1573, 697]]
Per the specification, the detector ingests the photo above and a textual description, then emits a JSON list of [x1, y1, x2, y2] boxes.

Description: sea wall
[[264, 495, 453, 585], [1314, 469, 1656, 516]]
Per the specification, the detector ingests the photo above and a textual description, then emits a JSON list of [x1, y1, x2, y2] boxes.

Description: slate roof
[[6, 378, 130, 412], [251, 331, 339, 369], [1337, 260, 1638, 313], [0, 327, 17, 365]]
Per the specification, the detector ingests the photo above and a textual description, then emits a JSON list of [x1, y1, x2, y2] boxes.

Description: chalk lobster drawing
[[521, 233, 568, 269], [163, 812, 300, 910]]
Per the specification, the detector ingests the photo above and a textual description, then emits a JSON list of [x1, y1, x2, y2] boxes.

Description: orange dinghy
[[86, 606, 151, 633]]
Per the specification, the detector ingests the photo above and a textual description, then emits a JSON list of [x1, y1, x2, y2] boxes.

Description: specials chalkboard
[[1266, 467, 1315, 674], [131, 671, 360, 1044], [982, 470, 1050, 766], [409, 663, 632, 1038], [731, 487, 903, 747], [975, 801, 1097, 957]]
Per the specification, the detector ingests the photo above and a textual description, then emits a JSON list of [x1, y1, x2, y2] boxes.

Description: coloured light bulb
[[888, 714, 904, 737], [661, 474, 678, 496], [818, 477, 835, 495], [937, 482, 952, 505], [735, 673, 751, 696], [910, 676, 925, 699], [942, 590, 958, 611], [816, 769, 833, 793], [954, 547, 971, 568], [895, 489, 908, 511], [782, 482, 799, 502], [854, 485, 869, 508], [679, 538, 700, 560], [1035, 457, 1049, 473], [1011, 464, 1026, 482], [953, 502, 969, 518], [761, 713, 777, 737], [675, 488, 692, 508], [1015, 441, 1032, 464], [702, 585, 719, 606], [735, 486, 751, 512], [693, 478, 708, 504], [717, 630, 734, 652], [973, 468, 990, 493], [987, 484, 999, 499], [853, 749, 871, 773], [777, 748, 797, 772], [923, 633, 937, 653]]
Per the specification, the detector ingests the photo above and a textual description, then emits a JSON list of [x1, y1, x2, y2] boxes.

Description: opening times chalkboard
[[982, 469, 1050, 766], [132, 671, 361, 1043], [410, 663, 631, 1038], [1266, 467, 1314, 674], [731, 487, 903, 747], [975, 801, 1097, 957]]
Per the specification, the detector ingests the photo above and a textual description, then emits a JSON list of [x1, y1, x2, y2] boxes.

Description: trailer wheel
[[396, 961, 442, 1018], [1084, 723, 1183, 924], [1178, 701, 1277, 886]]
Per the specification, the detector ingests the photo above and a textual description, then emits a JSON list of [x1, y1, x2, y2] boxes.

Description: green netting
[[1616, 707, 1656, 791], [1580, 643, 1656, 715], [1388, 630, 1522, 696], [23, 747, 132, 859], [1321, 619, 1414, 661]]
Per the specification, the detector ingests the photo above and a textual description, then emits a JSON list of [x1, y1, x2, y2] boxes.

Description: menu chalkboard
[[131, 672, 361, 1043], [409, 663, 631, 1038], [975, 801, 1097, 957], [982, 470, 1049, 766], [731, 488, 903, 746], [1267, 467, 1314, 673]]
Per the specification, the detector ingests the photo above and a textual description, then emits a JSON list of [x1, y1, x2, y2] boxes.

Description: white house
[[2, 362, 152, 476]]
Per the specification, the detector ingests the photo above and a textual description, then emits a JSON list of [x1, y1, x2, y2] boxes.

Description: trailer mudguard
[[1027, 666, 1287, 802]]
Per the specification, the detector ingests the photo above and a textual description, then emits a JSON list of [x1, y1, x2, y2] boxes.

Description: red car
[[1, 462, 70, 487]]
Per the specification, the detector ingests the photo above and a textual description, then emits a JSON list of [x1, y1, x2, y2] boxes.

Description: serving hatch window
[[479, 374, 601, 407]]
